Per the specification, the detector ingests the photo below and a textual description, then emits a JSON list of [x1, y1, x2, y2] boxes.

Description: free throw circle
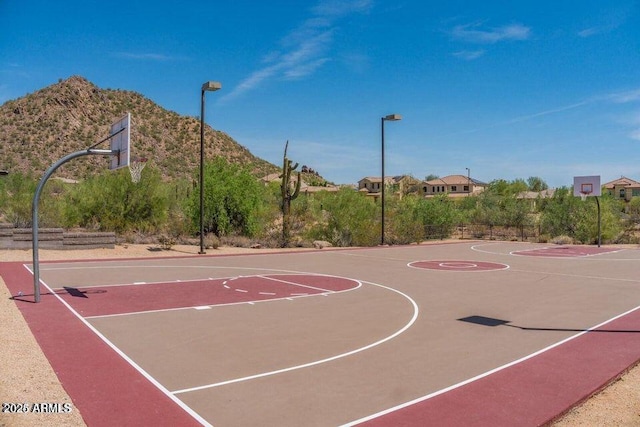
[[408, 260, 509, 272]]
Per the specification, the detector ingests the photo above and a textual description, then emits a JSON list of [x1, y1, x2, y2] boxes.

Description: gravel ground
[[1, 243, 639, 426]]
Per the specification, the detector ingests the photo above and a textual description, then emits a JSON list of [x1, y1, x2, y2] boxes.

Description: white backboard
[[109, 113, 131, 170], [573, 175, 601, 197]]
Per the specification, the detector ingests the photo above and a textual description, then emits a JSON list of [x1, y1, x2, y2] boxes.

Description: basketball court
[[10, 120, 640, 425], [4, 241, 640, 426]]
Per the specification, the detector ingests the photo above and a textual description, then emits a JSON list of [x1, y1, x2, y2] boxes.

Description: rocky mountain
[[0, 76, 278, 181]]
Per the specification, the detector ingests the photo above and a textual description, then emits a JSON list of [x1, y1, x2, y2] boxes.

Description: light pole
[[381, 114, 402, 245], [200, 81, 221, 254], [465, 167, 470, 196]]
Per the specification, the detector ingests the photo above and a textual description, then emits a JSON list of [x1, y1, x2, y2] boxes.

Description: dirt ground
[[1, 243, 639, 426]]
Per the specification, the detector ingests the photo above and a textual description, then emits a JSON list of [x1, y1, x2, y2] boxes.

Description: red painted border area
[[2, 267, 359, 426], [52, 274, 358, 317], [512, 246, 620, 258], [408, 260, 508, 271], [4, 251, 639, 426], [2, 262, 202, 427], [361, 307, 640, 426]]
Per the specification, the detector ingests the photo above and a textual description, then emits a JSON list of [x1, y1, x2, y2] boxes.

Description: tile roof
[[603, 176, 640, 188], [423, 174, 487, 186]]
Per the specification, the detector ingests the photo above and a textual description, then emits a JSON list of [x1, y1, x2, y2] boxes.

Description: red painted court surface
[[55, 274, 359, 317], [511, 245, 621, 257], [3, 241, 640, 426]]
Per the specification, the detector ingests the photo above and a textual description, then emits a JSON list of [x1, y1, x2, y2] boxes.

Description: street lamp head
[[202, 81, 222, 92], [383, 114, 402, 121]]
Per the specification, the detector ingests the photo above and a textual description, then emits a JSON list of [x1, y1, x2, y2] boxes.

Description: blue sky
[[1, 0, 639, 187]]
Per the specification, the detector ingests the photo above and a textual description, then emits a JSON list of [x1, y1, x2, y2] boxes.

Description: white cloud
[[577, 6, 631, 38], [451, 22, 531, 44], [113, 52, 182, 61], [607, 88, 640, 104], [452, 50, 485, 60], [577, 27, 600, 38], [505, 101, 590, 124], [285, 58, 331, 80], [626, 110, 640, 141], [312, 0, 372, 17], [221, 0, 370, 103]]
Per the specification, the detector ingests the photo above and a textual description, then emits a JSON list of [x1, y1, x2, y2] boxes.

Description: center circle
[[438, 262, 478, 268], [408, 260, 509, 272]]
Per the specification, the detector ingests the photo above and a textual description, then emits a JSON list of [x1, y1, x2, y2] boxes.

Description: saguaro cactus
[[281, 140, 301, 247]]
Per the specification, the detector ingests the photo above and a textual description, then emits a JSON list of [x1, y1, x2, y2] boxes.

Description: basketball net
[[579, 192, 589, 202], [129, 158, 147, 183]]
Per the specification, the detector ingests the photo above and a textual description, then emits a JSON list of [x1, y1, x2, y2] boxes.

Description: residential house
[[358, 176, 395, 193], [422, 175, 487, 198], [603, 176, 640, 202], [357, 175, 419, 200], [393, 175, 420, 195], [517, 188, 556, 209]]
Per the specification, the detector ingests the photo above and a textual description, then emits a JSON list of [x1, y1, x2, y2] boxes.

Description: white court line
[[407, 260, 510, 272], [50, 276, 227, 291], [471, 242, 633, 260], [508, 268, 640, 284], [171, 279, 419, 395], [21, 264, 211, 427], [509, 246, 625, 258], [341, 302, 640, 426], [42, 265, 354, 289], [84, 276, 363, 319], [329, 252, 411, 262], [257, 274, 337, 293]]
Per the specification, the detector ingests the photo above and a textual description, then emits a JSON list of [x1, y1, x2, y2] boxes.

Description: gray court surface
[[36, 241, 640, 426]]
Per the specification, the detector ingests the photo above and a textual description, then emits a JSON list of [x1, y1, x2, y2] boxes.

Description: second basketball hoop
[[129, 157, 147, 183], [573, 175, 601, 201]]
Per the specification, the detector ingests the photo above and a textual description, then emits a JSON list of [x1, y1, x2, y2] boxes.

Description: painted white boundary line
[[341, 303, 640, 426], [407, 260, 510, 272], [470, 242, 633, 260], [84, 276, 362, 319], [507, 268, 640, 284], [43, 265, 301, 289], [509, 246, 624, 258], [171, 279, 419, 395], [21, 264, 212, 427], [258, 274, 335, 293]]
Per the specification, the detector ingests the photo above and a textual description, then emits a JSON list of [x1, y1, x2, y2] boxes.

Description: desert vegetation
[[1, 78, 637, 249], [1, 161, 638, 249]]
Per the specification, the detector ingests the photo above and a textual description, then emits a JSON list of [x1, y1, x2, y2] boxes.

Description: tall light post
[[200, 81, 222, 254], [381, 114, 402, 245], [465, 167, 470, 196]]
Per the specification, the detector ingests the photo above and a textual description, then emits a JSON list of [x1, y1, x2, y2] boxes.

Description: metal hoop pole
[[32, 149, 113, 302], [596, 196, 601, 247]]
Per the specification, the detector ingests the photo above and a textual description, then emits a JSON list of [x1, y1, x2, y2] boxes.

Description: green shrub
[[308, 188, 379, 247], [64, 164, 169, 233], [187, 157, 266, 237]]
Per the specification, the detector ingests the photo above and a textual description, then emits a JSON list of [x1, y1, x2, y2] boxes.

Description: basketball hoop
[[129, 157, 147, 183], [579, 183, 592, 202]]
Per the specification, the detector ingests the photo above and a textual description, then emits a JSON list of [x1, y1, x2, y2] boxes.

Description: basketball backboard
[[109, 113, 131, 170], [573, 175, 601, 197]]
